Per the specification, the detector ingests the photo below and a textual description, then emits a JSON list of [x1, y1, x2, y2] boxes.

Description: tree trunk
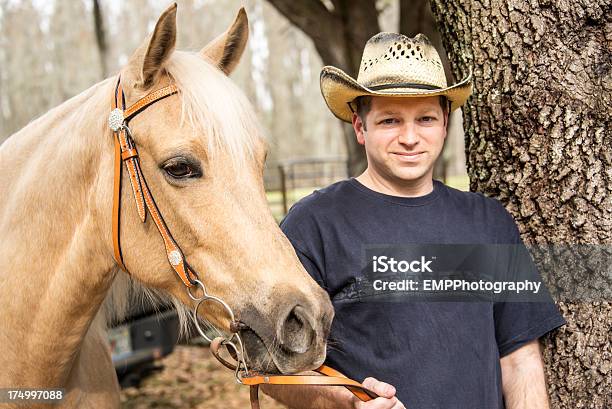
[[430, 0, 611, 407], [92, 0, 108, 79]]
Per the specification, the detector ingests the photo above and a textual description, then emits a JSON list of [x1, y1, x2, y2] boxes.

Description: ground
[[120, 345, 287, 409]]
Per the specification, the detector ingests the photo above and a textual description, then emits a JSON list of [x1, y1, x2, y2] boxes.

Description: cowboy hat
[[320, 32, 472, 122]]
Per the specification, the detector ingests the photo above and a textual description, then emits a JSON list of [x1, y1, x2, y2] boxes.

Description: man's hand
[[261, 373, 406, 409], [352, 377, 406, 409]]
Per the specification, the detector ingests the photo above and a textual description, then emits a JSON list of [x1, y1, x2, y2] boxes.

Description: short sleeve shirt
[[280, 178, 566, 409]]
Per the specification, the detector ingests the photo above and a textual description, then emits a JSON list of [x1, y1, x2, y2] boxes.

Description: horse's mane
[[165, 50, 265, 164]]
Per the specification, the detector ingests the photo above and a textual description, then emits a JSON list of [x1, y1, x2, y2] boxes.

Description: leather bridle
[[109, 78, 196, 287], [108, 76, 377, 408]]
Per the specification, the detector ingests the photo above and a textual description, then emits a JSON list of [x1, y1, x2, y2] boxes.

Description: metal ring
[[196, 292, 237, 324], [193, 302, 222, 343], [189, 282, 237, 341], [222, 339, 249, 383], [187, 279, 207, 301], [187, 279, 250, 379], [229, 334, 248, 374]]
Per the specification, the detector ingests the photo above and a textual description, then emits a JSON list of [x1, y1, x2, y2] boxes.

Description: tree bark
[[430, 0, 611, 407]]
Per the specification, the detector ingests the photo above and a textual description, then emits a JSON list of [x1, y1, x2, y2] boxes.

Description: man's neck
[[356, 169, 434, 198]]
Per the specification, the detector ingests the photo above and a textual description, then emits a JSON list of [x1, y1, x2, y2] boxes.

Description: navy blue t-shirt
[[280, 178, 566, 409]]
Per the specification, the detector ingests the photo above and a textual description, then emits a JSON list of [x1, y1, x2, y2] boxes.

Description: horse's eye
[[162, 158, 201, 179], [165, 163, 192, 178]]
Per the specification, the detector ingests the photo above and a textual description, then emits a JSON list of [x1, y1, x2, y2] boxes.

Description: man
[[264, 32, 565, 409]]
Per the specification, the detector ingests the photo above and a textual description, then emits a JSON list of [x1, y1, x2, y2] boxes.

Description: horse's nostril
[[279, 305, 315, 354], [285, 309, 303, 333]]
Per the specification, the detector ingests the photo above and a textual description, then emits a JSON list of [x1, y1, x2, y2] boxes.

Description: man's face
[[352, 96, 448, 187]]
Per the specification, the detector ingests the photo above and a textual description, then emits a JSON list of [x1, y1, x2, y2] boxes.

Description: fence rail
[[264, 157, 348, 219]]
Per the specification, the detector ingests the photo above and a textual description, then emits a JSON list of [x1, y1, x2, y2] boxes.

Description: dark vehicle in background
[[108, 305, 180, 388]]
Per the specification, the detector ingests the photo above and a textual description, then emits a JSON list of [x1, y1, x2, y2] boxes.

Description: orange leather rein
[[209, 339, 378, 408], [108, 77, 377, 407]]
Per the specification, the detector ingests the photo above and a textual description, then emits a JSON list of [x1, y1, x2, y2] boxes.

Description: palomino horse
[[0, 4, 333, 408]]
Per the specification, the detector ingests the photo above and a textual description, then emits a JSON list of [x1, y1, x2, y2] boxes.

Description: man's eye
[[379, 118, 398, 125], [421, 116, 436, 122]]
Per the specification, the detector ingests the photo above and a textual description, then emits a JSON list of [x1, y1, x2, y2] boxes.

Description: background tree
[[0, 1, 51, 138], [429, 0, 611, 407], [92, 0, 108, 78], [48, 0, 99, 101]]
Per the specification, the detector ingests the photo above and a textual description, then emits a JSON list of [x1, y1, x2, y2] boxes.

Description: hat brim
[[320, 66, 473, 123]]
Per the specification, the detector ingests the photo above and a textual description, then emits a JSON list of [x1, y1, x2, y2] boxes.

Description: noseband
[[108, 76, 377, 407]]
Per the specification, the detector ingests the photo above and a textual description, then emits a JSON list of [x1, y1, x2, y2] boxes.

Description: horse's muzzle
[[237, 292, 333, 374]]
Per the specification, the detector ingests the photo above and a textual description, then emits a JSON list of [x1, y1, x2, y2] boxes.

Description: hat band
[[368, 82, 441, 91]]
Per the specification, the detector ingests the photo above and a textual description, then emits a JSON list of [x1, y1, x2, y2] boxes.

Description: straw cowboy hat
[[320, 32, 472, 122]]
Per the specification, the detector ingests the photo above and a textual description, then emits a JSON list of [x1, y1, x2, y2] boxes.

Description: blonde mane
[[166, 50, 265, 163]]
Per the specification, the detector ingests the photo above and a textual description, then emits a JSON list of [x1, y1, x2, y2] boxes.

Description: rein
[[108, 77, 378, 408]]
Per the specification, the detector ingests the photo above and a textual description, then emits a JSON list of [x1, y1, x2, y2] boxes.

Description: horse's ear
[[200, 7, 248, 75], [127, 3, 177, 89]]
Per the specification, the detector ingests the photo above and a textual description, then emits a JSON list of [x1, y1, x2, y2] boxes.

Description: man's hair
[[354, 95, 449, 130]]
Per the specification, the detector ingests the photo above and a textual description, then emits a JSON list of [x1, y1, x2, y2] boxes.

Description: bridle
[[108, 76, 378, 408]]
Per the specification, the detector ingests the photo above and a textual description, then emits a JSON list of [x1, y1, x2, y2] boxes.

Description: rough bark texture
[[429, 0, 611, 407]]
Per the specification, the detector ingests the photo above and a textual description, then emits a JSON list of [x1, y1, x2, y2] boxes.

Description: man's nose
[[397, 123, 419, 146]]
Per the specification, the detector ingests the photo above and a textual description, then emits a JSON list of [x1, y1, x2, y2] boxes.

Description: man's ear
[[125, 3, 177, 89], [353, 113, 366, 145], [200, 8, 248, 75]]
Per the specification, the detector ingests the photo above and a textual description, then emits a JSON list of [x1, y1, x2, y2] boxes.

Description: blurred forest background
[[0, 0, 469, 220]]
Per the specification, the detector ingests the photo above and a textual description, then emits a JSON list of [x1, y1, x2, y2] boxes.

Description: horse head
[[103, 4, 333, 374]]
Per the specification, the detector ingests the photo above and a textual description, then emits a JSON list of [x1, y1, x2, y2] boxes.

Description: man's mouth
[[391, 151, 425, 161]]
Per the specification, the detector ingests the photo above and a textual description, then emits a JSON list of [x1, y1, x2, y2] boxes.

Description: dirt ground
[[120, 345, 287, 409]]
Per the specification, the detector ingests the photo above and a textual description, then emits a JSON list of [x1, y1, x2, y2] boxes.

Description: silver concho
[[108, 108, 125, 132], [169, 250, 182, 266]]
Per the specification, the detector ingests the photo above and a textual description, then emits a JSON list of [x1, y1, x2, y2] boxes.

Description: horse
[[0, 4, 333, 408]]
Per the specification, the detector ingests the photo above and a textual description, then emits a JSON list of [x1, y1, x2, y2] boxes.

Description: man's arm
[[500, 339, 550, 409], [262, 374, 406, 409]]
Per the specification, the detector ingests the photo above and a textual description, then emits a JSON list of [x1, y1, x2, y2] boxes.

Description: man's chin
[[387, 168, 431, 184]]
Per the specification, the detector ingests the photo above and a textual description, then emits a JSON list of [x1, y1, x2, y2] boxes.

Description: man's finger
[[361, 377, 396, 398]]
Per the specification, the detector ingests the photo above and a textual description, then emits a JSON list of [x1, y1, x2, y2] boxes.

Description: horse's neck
[[0, 78, 119, 386]]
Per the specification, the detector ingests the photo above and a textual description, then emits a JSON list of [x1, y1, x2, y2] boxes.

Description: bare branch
[[266, 0, 344, 66], [266, 0, 336, 42]]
